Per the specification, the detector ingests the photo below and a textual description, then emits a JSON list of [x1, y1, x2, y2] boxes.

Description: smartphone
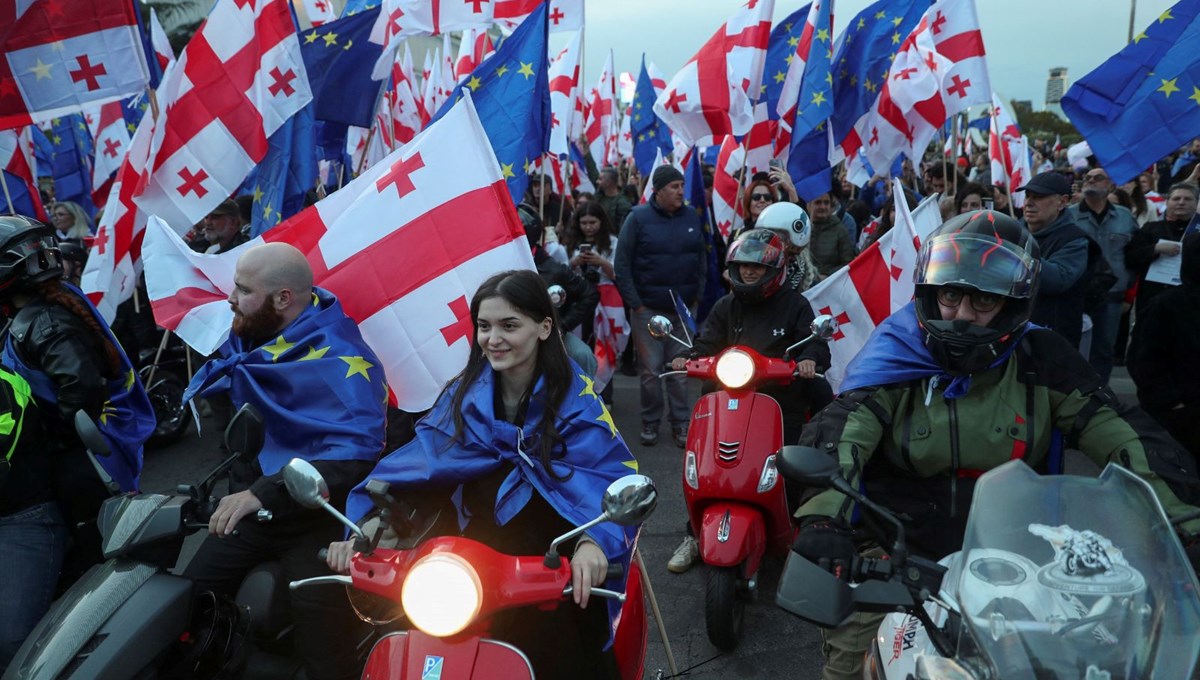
[[578, 243, 593, 253], [983, 199, 994, 210]]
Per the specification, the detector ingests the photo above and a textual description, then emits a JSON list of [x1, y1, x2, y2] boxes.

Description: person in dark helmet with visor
[[789, 210, 1200, 680]]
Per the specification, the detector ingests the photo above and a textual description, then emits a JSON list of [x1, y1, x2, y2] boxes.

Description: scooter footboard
[[362, 631, 535, 680], [698, 503, 766, 574]]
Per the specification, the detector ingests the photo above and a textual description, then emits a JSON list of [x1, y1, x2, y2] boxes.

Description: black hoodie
[[1128, 233, 1200, 415]]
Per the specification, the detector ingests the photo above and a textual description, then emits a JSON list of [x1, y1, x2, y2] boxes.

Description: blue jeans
[[1088, 300, 1122, 384], [630, 308, 691, 429], [0, 502, 67, 672]]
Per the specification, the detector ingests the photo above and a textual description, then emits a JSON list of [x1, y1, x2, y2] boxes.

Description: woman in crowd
[[49, 201, 90, 241]]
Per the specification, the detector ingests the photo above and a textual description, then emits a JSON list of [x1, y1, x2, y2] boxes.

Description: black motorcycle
[[138, 330, 193, 449]]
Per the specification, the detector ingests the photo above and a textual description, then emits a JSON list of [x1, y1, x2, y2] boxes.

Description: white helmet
[[755, 202, 811, 249]]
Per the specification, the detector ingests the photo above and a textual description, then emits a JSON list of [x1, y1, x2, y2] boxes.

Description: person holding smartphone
[[564, 202, 618, 285]]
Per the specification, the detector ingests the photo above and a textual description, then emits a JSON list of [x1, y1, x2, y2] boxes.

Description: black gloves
[[792, 516, 857, 579]]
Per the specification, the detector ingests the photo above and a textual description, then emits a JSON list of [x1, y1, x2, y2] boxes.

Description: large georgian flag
[[142, 94, 535, 412], [133, 0, 312, 230], [0, 0, 150, 131]]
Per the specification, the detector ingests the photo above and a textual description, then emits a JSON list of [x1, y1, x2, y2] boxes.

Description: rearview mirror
[[647, 315, 673, 339], [74, 409, 111, 457], [547, 285, 566, 308], [224, 403, 265, 461], [777, 445, 842, 488], [810, 314, 839, 341], [283, 458, 329, 509], [601, 475, 657, 526]]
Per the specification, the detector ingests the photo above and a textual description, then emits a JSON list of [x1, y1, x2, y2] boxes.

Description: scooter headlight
[[401, 553, 482, 637], [714, 349, 755, 389]]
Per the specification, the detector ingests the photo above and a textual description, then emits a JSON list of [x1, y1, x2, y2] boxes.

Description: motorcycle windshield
[[946, 460, 1200, 680]]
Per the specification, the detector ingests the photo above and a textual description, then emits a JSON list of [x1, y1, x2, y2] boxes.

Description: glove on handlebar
[[792, 516, 857, 579]]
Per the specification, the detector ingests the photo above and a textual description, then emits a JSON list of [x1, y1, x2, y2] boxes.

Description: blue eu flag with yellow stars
[[240, 103, 317, 238], [1062, 0, 1200, 185], [631, 55, 673, 177], [183, 287, 388, 476], [48, 114, 97, 220], [345, 361, 639, 642], [429, 3, 550, 205], [762, 4, 812, 120], [299, 8, 386, 128]]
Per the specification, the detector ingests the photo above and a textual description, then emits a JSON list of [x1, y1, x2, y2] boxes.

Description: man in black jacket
[[1127, 182, 1197, 313]]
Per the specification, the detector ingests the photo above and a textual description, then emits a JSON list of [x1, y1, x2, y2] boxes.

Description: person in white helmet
[[754, 202, 819, 292]]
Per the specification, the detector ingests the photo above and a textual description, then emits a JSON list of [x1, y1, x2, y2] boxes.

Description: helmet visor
[[917, 234, 1038, 299], [727, 233, 785, 269]]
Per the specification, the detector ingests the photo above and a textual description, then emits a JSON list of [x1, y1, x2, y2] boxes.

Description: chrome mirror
[[601, 475, 658, 526]]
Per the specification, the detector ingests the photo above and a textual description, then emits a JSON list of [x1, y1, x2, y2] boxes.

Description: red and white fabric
[[840, 0, 990, 183], [390, 44, 421, 146], [616, 105, 633, 159], [440, 33, 456, 106], [455, 29, 479, 80], [584, 50, 617, 166], [743, 102, 775, 176], [132, 0, 311, 231], [653, 0, 773, 148], [88, 100, 130, 208], [1052, 134, 1063, 154], [774, 0, 830, 159], [369, 0, 495, 79], [0, 126, 47, 219], [646, 60, 668, 95], [143, 94, 535, 412], [302, 0, 337, 27], [640, 148, 667, 204], [548, 30, 581, 158], [419, 48, 437, 127], [592, 281, 629, 393], [0, 0, 150, 131], [81, 104, 155, 321], [1146, 191, 1166, 219], [712, 135, 744, 242], [988, 93, 1028, 208], [802, 178, 928, 391], [149, 8, 176, 72], [495, 0, 583, 33]]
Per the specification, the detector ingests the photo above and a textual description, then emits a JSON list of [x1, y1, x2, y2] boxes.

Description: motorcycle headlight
[[401, 553, 482, 637], [714, 349, 755, 389]]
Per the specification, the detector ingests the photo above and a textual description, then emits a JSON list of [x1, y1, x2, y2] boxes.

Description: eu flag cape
[[183, 287, 387, 476], [1, 284, 153, 492], [347, 362, 640, 641]]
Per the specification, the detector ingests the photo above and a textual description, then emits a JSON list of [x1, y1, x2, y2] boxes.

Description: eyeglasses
[[750, 193, 774, 202], [936, 287, 1003, 313]]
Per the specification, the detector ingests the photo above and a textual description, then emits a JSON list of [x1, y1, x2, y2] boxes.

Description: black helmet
[[516, 202, 543, 248], [913, 210, 1040, 375], [726, 228, 787, 304], [0, 216, 62, 293]]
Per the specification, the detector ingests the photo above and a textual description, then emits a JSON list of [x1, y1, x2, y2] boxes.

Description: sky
[[574, 0, 1178, 111]]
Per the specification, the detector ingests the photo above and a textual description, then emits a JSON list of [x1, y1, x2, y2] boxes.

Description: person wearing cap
[[614, 164, 707, 448], [191, 199, 248, 255], [1018, 171, 1102, 348]]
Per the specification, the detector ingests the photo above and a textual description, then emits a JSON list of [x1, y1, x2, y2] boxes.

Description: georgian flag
[[989, 93, 1029, 208], [548, 30, 582, 158], [149, 8, 176, 72], [133, 0, 313, 231], [592, 281, 629, 393], [88, 101, 129, 199], [495, 0, 583, 33], [0, 126, 47, 219], [390, 43, 422, 146], [302, 0, 337, 27], [0, 0, 150, 131], [370, 0, 495, 79], [713, 135, 744, 242], [142, 94, 535, 413], [584, 51, 617, 166]]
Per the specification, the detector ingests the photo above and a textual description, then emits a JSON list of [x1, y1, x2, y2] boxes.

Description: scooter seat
[[236, 562, 293, 640]]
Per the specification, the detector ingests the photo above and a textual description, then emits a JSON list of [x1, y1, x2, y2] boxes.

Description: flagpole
[[940, 128, 949, 199], [557, 158, 569, 227], [147, 87, 160, 122], [950, 115, 960, 197]]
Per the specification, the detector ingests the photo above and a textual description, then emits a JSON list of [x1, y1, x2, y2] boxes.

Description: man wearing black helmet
[[790, 211, 1200, 680]]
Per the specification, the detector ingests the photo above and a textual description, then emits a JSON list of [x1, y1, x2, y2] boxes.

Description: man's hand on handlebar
[[793, 516, 857, 581], [327, 539, 355, 574], [571, 539, 609, 609], [209, 489, 263, 536], [795, 359, 817, 379]]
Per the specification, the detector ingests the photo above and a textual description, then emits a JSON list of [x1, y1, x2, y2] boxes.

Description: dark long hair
[[561, 202, 614, 256], [38, 279, 121, 377], [443, 270, 574, 479]]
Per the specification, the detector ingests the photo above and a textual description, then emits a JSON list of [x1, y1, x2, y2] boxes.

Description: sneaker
[[672, 427, 688, 449], [667, 536, 699, 573], [639, 424, 658, 446]]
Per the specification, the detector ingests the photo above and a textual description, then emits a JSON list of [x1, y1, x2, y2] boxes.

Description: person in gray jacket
[[614, 165, 707, 448]]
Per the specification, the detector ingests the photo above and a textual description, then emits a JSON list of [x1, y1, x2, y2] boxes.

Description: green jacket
[[595, 192, 633, 234], [808, 215, 855, 277], [798, 329, 1200, 558]]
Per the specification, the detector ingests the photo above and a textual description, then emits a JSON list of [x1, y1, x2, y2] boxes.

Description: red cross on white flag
[[495, 0, 582, 34], [132, 0, 312, 230], [547, 30, 581, 158], [142, 93, 536, 412], [712, 135, 745, 242], [302, 0, 337, 27], [87, 101, 130, 206]]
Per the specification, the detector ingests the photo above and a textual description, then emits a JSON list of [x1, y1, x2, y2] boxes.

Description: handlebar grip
[[318, 548, 329, 562]]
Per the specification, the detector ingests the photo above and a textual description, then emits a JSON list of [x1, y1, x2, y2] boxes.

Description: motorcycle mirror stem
[[542, 474, 657, 568], [73, 410, 121, 496], [827, 476, 909, 570], [282, 458, 367, 541]]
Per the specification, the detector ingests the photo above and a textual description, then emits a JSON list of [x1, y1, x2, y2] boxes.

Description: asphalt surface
[[141, 367, 1141, 679]]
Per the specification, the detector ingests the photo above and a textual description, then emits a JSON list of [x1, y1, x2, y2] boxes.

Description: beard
[[232, 303, 285, 345]]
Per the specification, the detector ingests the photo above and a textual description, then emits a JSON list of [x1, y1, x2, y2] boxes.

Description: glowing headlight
[[401, 554, 482, 637], [715, 349, 755, 389]]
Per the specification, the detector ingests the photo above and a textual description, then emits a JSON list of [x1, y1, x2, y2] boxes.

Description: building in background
[[1045, 67, 1068, 120]]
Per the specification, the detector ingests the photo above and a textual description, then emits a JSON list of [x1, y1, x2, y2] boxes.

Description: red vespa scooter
[[282, 459, 658, 680], [648, 313, 838, 650]]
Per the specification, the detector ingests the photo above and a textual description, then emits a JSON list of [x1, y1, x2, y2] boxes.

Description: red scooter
[[648, 313, 837, 650], [282, 459, 658, 679]]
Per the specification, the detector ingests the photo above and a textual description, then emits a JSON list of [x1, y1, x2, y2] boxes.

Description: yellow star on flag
[[28, 59, 52, 80], [341, 356, 374, 380], [816, 27, 830, 41], [262, 336, 295, 361], [857, 17, 866, 29], [1159, 78, 1180, 98], [1159, 8, 1174, 22], [1133, 31, 1148, 43], [50, 134, 61, 145], [875, 10, 886, 20], [495, 64, 509, 77], [300, 345, 330, 361], [637, 133, 646, 142], [253, 185, 265, 203], [501, 162, 515, 178], [126, 122, 136, 133], [773, 70, 786, 84], [322, 32, 338, 47], [622, 457, 640, 472], [788, 36, 799, 47], [811, 90, 827, 105], [596, 402, 618, 437], [343, 39, 354, 50], [578, 373, 598, 399], [784, 53, 795, 66], [1190, 86, 1200, 108], [262, 203, 276, 221], [891, 32, 901, 45], [467, 75, 483, 91], [892, 16, 903, 26], [304, 32, 319, 44], [517, 62, 535, 79], [124, 369, 136, 391]]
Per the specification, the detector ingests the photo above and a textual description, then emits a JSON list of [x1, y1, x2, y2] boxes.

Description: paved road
[[141, 368, 1141, 679]]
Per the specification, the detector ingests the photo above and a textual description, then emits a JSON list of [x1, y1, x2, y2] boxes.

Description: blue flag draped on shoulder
[[182, 287, 388, 476], [346, 362, 639, 642], [299, 8, 386, 128], [1, 285, 153, 492], [631, 56, 674, 177], [429, 3, 551, 205], [1061, 0, 1200, 185]]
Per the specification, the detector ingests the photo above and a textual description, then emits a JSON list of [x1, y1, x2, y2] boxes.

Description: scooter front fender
[[362, 631, 535, 680], [4, 560, 190, 680], [697, 503, 766, 574]]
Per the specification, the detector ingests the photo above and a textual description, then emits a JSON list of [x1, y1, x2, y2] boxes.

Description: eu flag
[[684, 150, 724, 324], [763, 5, 811, 119], [340, 0, 378, 16], [31, 126, 53, 178], [1061, 0, 1200, 185], [240, 103, 317, 238], [48, 114, 96, 221], [299, 8, 387, 128], [429, 3, 550, 205], [631, 56, 673, 177], [0, 170, 40, 217]]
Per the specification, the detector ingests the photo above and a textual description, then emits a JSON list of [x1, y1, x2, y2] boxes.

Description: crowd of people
[[1, 128, 1198, 679]]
